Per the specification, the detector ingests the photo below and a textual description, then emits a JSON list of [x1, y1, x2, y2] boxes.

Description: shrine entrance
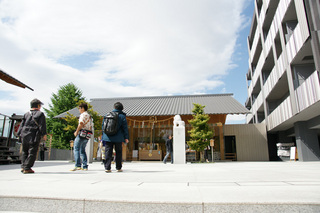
[[122, 114, 227, 162]]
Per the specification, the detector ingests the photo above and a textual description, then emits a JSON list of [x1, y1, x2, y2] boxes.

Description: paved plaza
[[0, 161, 320, 212]]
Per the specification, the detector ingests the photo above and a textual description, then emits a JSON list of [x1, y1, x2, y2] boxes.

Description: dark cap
[[30, 98, 44, 108]]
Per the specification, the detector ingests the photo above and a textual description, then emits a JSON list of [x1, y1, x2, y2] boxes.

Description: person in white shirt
[[70, 102, 93, 171]]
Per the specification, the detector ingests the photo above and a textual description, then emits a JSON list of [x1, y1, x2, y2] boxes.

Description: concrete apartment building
[[245, 0, 320, 161]]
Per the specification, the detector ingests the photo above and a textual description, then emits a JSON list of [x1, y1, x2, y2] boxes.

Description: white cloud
[[0, 0, 248, 115]]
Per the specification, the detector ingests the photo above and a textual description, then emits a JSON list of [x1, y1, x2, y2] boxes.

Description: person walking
[[39, 141, 47, 161], [204, 145, 210, 163], [163, 135, 173, 164], [18, 99, 47, 174], [70, 102, 93, 171], [102, 102, 129, 173]]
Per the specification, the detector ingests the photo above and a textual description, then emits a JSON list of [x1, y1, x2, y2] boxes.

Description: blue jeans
[[163, 150, 173, 164], [74, 135, 89, 169]]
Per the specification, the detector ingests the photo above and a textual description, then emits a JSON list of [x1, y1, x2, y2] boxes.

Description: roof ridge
[[90, 93, 233, 101]]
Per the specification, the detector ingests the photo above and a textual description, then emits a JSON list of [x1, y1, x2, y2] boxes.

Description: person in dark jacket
[[101, 102, 129, 173], [39, 141, 47, 161], [163, 135, 173, 164], [18, 99, 47, 174]]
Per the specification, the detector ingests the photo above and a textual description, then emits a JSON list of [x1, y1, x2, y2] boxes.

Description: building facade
[[245, 0, 320, 161]]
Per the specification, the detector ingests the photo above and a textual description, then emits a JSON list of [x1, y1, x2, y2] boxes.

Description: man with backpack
[[18, 99, 47, 174], [102, 102, 129, 173]]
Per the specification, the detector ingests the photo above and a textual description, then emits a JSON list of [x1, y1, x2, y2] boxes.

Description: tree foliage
[[187, 103, 214, 162], [63, 100, 103, 138], [44, 83, 84, 149]]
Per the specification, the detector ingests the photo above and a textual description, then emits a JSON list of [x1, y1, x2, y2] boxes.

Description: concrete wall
[[48, 148, 73, 161], [224, 124, 269, 161]]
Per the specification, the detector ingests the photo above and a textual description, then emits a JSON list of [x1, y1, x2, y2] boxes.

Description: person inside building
[[18, 98, 47, 174]]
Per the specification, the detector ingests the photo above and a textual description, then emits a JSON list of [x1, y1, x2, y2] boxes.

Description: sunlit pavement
[[0, 161, 320, 212]]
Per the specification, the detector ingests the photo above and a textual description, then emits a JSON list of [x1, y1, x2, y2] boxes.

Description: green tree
[[44, 83, 84, 149], [187, 103, 214, 162], [64, 100, 103, 138]]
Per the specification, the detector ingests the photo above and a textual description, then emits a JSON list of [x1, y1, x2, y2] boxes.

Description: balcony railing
[[295, 71, 320, 112], [277, 51, 287, 77], [248, 74, 254, 97], [265, 0, 270, 7], [267, 95, 293, 130], [263, 52, 286, 98], [286, 23, 304, 63], [246, 113, 253, 124], [259, 5, 266, 28], [251, 57, 264, 89], [264, 0, 291, 54], [250, 27, 261, 62], [252, 92, 264, 113]]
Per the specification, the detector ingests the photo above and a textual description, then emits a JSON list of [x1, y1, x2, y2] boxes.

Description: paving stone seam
[[1, 195, 319, 205]]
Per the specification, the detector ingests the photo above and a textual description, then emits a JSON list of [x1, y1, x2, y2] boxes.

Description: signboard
[[210, 139, 214, 147], [132, 150, 138, 158], [290, 147, 298, 161]]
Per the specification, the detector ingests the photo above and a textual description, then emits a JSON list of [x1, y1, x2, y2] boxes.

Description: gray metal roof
[[55, 94, 249, 118]]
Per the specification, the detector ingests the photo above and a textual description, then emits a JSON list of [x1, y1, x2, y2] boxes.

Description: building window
[[292, 64, 316, 89]]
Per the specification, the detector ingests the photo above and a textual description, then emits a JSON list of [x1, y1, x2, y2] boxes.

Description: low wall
[[10, 143, 73, 161], [48, 148, 73, 161]]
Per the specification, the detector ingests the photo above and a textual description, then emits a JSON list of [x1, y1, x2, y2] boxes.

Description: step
[[0, 146, 10, 150], [0, 150, 15, 155], [0, 156, 21, 164], [0, 154, 20, 159], [0, 159, 10, 165]]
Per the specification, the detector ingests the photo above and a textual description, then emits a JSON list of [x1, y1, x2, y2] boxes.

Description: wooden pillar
[[122, 143, 127, 161], [129, 124, 134, 150], [219, 125, 225, 160]]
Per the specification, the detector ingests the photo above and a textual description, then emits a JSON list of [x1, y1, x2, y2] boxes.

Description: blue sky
[[0, 0, 254, 123]]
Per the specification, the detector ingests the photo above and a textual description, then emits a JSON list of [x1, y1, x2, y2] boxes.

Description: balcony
[[295, 71, 320, 112], [251, 52, 265, 89], [267, 95, 293, 131], [245, 97, 252, 110], [277, 51, 287, 76], [248, 77, 254, 97], [259, 5, 266, 27], [250, 27, 261, 62], [286, 23, 305, 63], [264, 0, 292, 55], [263, 53, 286, 98], [246, 113, 253, 124], [252, 91, 264, 114]]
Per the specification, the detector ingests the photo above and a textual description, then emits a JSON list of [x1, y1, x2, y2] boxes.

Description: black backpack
[[103, 112, 119, 136]]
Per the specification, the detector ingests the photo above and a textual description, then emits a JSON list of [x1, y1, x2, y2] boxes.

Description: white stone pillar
[[173, 115, 186, 164]]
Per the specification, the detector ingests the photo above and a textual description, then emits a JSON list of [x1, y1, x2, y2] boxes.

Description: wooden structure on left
[[0, 113, 22, 164], [0, 69, 34, 164], [0, 69, 33, 91]]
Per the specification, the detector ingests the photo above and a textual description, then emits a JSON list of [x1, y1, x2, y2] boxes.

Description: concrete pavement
[[0, 161, 320, 212]]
